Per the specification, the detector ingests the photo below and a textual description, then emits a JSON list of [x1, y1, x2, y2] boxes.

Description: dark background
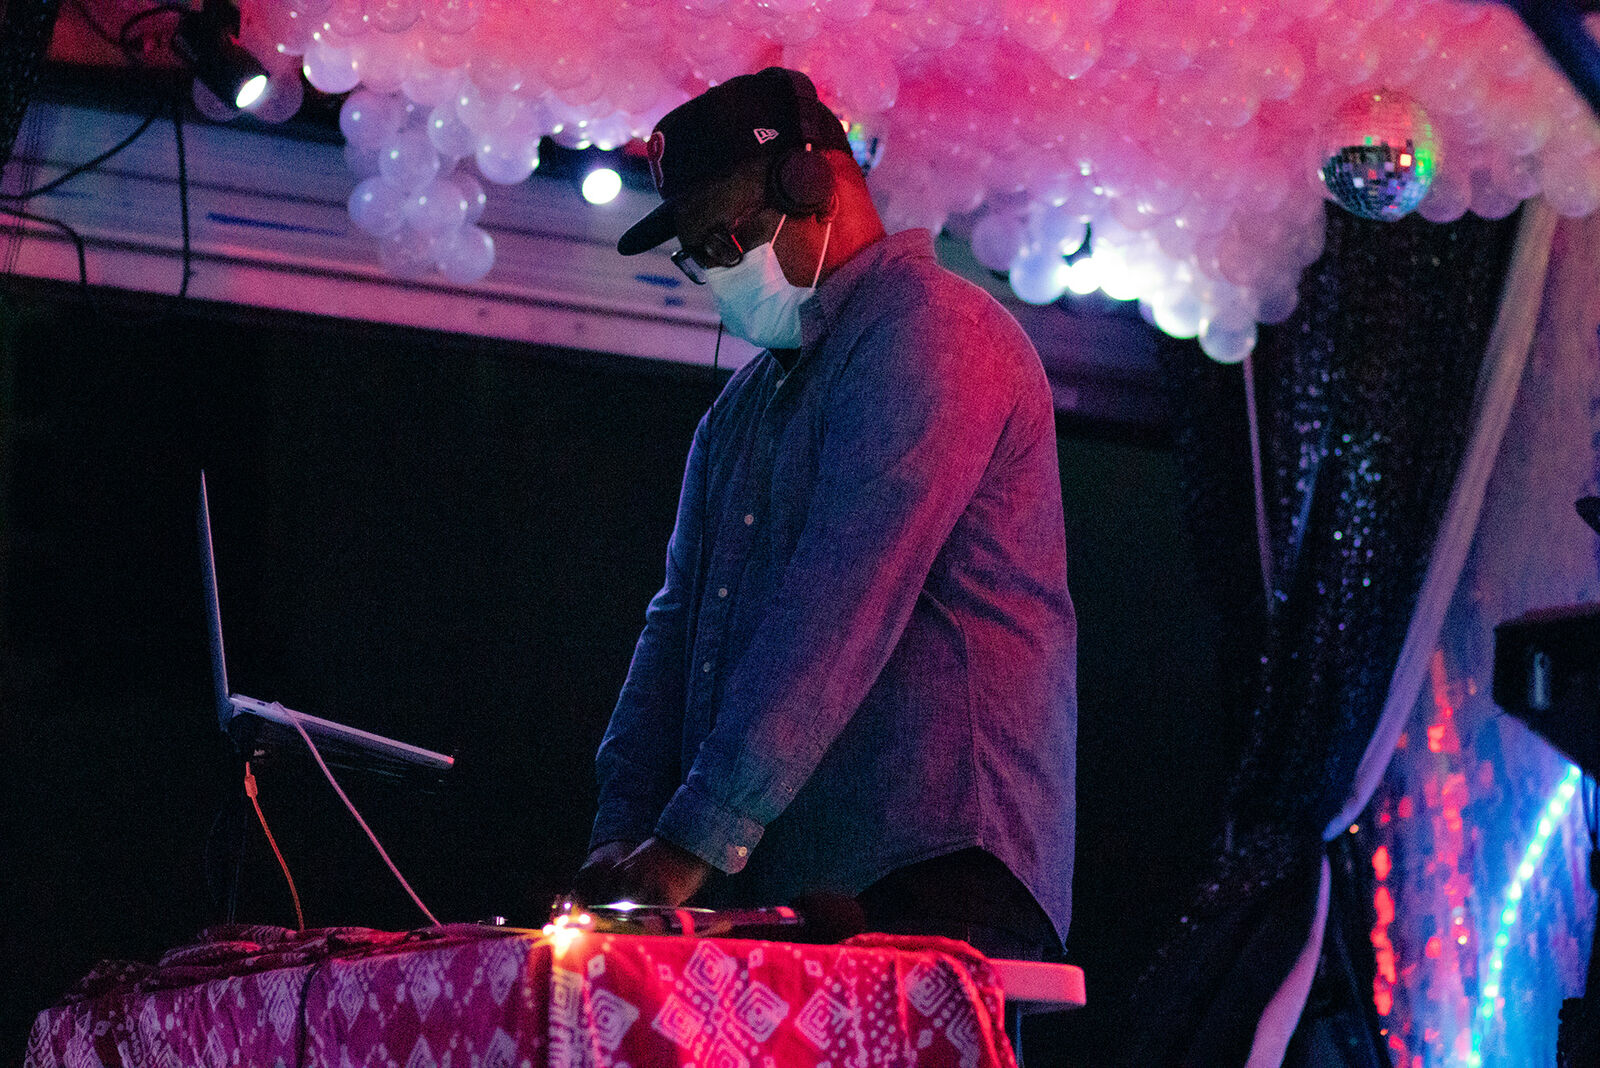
[[0, 279, 1231, 1066]]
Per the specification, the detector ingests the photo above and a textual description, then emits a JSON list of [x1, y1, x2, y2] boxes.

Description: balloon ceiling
[[216, 0, 1600, 361]]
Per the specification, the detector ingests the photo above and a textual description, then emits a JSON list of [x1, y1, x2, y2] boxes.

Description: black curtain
[[0, 0, 62, 170], [1117, 202, 1523, 1067]]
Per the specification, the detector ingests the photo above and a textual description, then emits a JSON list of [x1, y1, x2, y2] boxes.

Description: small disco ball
[[1318, 89, 1438, 222]]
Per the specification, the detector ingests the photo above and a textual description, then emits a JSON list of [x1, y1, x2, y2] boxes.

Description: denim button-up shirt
[[592, 228, 1076, 942]]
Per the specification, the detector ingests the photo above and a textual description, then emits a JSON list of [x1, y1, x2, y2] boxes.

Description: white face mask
[[703, 213, 833, 350]]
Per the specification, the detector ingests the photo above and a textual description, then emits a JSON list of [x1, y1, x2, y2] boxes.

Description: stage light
[[171, 0, 270, 111], [581, 167, 622, 206]]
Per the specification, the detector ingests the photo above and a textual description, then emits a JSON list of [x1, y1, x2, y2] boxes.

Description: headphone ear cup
[[770, 148, 835, 217]]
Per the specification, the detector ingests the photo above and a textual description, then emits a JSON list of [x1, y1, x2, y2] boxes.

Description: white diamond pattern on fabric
[[794, 990, 851, 1050], [332, 964, 368, 1028], [483, 1027, 518, 1068], [401, 950, 448, 1021], [484, 937, 529, 1006], [905, 961, 955, 1018], [588, 989, 640, 1052], [684, 941, 737, 995], [202, 1026, 229, 1068], [258, 969, 305, 1044], [649, 993, 700, 1050], [405, 1035, 438, 1068], [730, 983, 787, 1043]]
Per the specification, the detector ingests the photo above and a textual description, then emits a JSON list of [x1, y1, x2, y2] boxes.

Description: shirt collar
[[798, 229, 937, 353]]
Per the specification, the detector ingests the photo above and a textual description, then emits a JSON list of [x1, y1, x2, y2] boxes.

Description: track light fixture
[[170, 0, 268, 111]]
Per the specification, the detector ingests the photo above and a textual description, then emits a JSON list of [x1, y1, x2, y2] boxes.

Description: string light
[[1466, 765, 1583, 1067]]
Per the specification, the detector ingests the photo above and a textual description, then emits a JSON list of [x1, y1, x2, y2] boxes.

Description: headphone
[[765, 69, 837, 219]]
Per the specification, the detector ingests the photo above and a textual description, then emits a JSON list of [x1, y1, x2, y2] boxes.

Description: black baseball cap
[[617, 67, 852, 256]]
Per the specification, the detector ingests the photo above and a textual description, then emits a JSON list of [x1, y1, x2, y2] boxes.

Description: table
[[24, 924, 1033, 1068]]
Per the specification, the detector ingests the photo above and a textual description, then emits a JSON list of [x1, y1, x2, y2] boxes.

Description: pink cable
[[271, 703, 443, 927]]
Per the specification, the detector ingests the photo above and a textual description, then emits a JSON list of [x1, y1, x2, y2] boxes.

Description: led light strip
[[1466, 764, 1584, 1067]]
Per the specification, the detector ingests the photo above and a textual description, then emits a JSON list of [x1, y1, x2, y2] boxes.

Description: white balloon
[[1008, 247, 1070, 305], [452, 172, 488, 224], [971, 211, 1030, 272], [344, 141, 382, 178], [303, 39, 362, 95], [403, 176, 471, 235], [349, 176, 408, 236], [1539, 150, 1600, 218], [474, 132, 540, 185], [401, 55, 464, 107], [1198, 316, 1257, 363], [353, 35, 409, 92], [427, 102, 479, 160], [424, 0, 481, 34], [1416, 167, 1471, 224], [437, 225, 495, 283], [456, 82, 522, 134], [369, 0, 422, 33], [321, 0, 368, 38], [1032, 204, 1088, 256], [378, 227, 439, 279], [1256, 284, 1300, 325], [341, 90, 407, 150], [378, 129, 442, 192], [1152, 291, 1203, 339]]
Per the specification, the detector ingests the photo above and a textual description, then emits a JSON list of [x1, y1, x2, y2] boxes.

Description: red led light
[[1374, 886, 1395, 925]]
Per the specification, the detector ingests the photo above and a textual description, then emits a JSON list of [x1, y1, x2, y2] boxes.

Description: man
[[576, 67, 1076, 960]]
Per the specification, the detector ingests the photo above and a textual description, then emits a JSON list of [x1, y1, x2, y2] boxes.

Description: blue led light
[[1468, 764, 1584, 1065]]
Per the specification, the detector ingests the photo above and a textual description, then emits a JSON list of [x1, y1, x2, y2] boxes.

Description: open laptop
[[199, 472, 455, 778]]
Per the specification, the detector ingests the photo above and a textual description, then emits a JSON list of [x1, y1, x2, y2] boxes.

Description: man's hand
[[609, 837, 713, 906], [571, 840, 636, 905]]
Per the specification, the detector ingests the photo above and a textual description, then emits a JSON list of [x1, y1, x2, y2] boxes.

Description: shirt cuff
[[588, 808, 656, 854], [655, 782, 766, 874]]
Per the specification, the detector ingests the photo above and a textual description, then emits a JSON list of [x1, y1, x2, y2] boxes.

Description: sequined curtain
[[1372, 209, 1600, 1067], [1117, 202, 1523, 1067], [0, 0, 62, 171]]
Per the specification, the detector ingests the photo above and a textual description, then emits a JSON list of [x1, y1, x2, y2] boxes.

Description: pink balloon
[[1416, 167, 1470, 223]]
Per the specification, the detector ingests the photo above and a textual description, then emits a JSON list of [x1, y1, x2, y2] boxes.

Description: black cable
[[0, 205, 88, 292], [116, 3, 185, 59], [0, 104, 163, 201], [171, 90, 192, 298], [63, 0, 122, 50], [293, 956, 334, 1068]]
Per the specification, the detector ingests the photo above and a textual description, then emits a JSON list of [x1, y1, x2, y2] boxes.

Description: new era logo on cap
[[618, 68, 853, 256]]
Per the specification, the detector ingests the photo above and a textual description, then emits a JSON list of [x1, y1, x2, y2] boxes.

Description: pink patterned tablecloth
[[24, 925, 1016, 1068]]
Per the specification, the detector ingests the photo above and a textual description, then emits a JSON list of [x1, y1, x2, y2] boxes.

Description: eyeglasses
[[670, 209, 766, 285]]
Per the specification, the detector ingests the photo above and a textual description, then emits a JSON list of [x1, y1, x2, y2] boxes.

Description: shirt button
[[717, 587, 729, 598], [743, 514, 754, 525], [702, 661, 713, 673], [735, 846, 748, 857]]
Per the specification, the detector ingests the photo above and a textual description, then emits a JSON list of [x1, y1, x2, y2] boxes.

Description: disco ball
[[1318, 89, 1438, 222]]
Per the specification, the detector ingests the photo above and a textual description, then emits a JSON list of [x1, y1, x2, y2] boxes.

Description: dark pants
[[856, 847, 1058, 962]]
